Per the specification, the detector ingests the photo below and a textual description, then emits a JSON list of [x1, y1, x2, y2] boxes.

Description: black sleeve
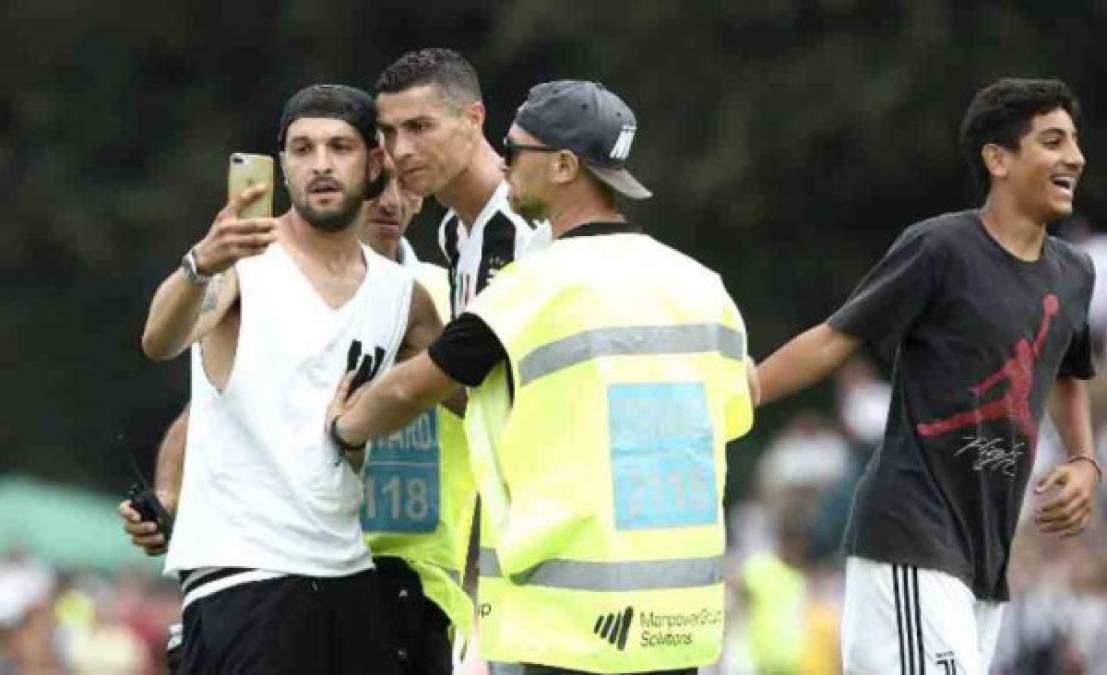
[[427, 312, 507, 387], [1057, 322, 1095, 380], [1058, 249, 1097, 380], [828, 224, 937, 354]]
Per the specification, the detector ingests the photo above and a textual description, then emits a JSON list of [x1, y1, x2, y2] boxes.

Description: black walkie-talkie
[[123, 433, 174, 541]]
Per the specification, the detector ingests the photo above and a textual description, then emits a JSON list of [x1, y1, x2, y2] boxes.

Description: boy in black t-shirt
[[758, 78, 1102, 674]]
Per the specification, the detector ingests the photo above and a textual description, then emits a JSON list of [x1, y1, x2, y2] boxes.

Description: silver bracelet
[[180, 248, 212, 286]]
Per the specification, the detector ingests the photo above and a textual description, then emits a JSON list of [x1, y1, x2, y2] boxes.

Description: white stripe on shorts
[[181, 569, 286, 611]]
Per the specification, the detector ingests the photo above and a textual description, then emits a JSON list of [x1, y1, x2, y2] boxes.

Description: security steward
[[326, 80, 758, 675]]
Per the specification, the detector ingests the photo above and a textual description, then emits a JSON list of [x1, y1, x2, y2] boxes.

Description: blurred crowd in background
[[0, 553, 178, 674]]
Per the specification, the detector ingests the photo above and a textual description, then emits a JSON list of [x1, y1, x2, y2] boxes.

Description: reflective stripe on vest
[[518, 323, 744, 386], [479, 547, 722, 591]]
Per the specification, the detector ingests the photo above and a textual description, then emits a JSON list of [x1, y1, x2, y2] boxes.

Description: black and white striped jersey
[[437, 181, 537, 318]]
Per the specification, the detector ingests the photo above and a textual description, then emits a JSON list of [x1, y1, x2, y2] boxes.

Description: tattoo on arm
[[200, 274, 223, 313]]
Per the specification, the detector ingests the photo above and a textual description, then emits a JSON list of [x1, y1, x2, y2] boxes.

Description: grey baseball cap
[[514, 80, 651, 200]]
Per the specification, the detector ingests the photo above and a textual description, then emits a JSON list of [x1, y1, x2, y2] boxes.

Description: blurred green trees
[[3, 1, 1104, 497]]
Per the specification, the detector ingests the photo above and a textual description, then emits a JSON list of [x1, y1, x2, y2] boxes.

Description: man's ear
[[367, 147, 385, 180], [365, 147, 387, 200], [982, 143, 1010, 181], [278, 151, 289, 188], [465, 100, 486, 133], [552, 150, 581, 186]]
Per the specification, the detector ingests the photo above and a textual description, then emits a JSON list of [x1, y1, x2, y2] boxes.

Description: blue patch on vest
[[608, 383, 718, 529], [361, 408, 440, 533]]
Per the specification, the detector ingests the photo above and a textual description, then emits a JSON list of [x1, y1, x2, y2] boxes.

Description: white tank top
[[166, 242, 413, 577]]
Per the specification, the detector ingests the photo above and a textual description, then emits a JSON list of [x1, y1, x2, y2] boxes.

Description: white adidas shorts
[[842, 556, 1005, 675]]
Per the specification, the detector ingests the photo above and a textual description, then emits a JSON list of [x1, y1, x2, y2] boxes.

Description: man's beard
[[510, 192, 548, 221], [293, 183, 367, 232]]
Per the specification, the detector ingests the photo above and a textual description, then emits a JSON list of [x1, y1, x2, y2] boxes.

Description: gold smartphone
[[227, 153, 274, 218]]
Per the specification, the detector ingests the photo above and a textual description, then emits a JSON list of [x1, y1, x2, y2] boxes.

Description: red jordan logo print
[[917, 294, 1059, 443]]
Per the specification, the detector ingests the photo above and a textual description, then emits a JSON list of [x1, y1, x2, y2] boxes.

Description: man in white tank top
[[120, 165, 433, 552], [121, 155, 457, 675], [135, 84, 442, 675]]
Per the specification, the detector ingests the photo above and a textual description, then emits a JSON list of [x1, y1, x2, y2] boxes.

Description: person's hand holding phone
[[192, 184, 278, 275], [118, 491, 175, 556]]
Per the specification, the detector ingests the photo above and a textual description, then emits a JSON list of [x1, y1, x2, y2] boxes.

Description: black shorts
[[179, 569, 398, 675], [375, 556, 453, 675]]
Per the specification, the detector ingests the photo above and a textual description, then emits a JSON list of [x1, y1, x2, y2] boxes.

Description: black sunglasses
[[502, 136, 560, 167]]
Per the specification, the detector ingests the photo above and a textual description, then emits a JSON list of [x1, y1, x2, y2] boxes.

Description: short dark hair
[[374, 48, 482, 108], [959, 78, 1080, 190], [277, 84, 378, 151]]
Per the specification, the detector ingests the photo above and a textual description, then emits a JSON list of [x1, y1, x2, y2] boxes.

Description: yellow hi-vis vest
[[742, 553, 806, 673], [362, 262, 476, 640], [464, 231, 753, 673]]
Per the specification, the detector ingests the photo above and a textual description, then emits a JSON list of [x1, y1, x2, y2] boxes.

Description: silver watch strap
[[180, 249, 212, 286]]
